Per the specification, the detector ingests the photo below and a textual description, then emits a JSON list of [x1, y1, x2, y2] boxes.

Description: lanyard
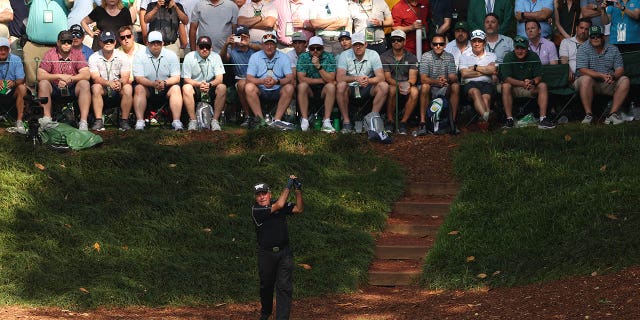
[[529, 0, 537, 13], [353, 58, 367, 75], [405, 0, 422, 20], [150, 56, 163, 80], [198, 57, 211, 81], [0, 61, 9, 80], [486, 38, 504, 53], [359, 0, 373, 19], [102, 57, 114, 81], [265, 57, 277, 71]]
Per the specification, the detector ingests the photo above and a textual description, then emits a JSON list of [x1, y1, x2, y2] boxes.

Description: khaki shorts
[[23, 41, 55, 87], [496, 84, 534, 98], [574, 75, 629, 96]]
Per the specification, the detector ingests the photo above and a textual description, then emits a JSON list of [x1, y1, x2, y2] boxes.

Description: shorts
[[51, 83, 78, 99], [430, 86, 448, 99], [192, 86, 218, 101], [496, 84, 534, 98], [463, 81, 495, 97], [351, 84, 373, 99], [573, 75, 629, 96], [259, 87, 282, 101]]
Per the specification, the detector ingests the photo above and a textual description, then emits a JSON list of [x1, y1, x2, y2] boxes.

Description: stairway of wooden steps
[[368, 182, 458, 286]]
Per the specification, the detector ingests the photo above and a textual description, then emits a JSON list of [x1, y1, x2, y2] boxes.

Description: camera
[[22, 93, 48, 144], [606, 0, 616, 6], [234, 36, 241, 43]]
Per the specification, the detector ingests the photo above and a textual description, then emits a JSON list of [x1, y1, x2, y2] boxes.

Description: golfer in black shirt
[[252, 175, 304, 320]]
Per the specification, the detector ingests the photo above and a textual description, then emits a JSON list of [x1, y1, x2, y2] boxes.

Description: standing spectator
[[515, 0, 554, 38], [88, 31, 133, 131], [274, 0, 313, 47], [296, 36, 337, 132], [189, 0, 238, 53], [526, 20, 558, 65], [0, 0, 13, 38], [68, 0, 100, 47], [69, 24, 93, 61], [309, 0, 350, 56], [559, 18, 591, 78], [445, 21, 472, 70], [380, 29, 419, 134], [601, 0, 640, 52], [8, 0, 27, 59], [132, 31, 183, 130], [335, 32, 389, 133], [81, 0, 134, 51], [144, 0, 188, 56], [484, 13, 514, 63], [348, 0, 393, 54], [391, 0, 430, 55], [459, 29, 496, 126], [468, 0, 514, 36], [500, 35, 554, 129], [554, 0, 580, 41], [580, 0, 604, 30], [182, 36, 227, 131], [429, 0, 453, 41], [575, 25, 629, 125], [238, 0, 277, 44], [37, 31, 91, 129], [178, 0, 199, 57], [0, 37, 28, 134]]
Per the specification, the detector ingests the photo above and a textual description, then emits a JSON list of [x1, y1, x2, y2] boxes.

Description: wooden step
[[375, 245, 429, 259], [368, 270, 421, 286], [385, 224, 440, 236], [406, 182, 459, 196], [392, 202, 450, 216]]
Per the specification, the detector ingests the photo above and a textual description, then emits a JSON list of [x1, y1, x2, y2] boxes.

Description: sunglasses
[[390, 38, 404, 43], [72, 33, 83, 39], [60, 40, 73, 45], [432, 42, 445, 47], [103, 39, 116, 44], [309, 46, 323, 51], [262, 34, 276, 40], [199, 45, 211, 50], [590, 34, 603, 39], [120, 34, 133, 40]]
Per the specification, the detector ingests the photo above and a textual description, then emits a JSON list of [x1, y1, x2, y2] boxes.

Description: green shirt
[[500, 51, 542, 81], [296, 51, 336, 79]]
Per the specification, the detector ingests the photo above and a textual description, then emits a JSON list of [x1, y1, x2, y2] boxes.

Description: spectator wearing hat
[[445, 21, 472, 70], [525, 20, 558, 65], [67, 0, 100, 47], [238, 0, 277, 44], [459, 29, 496, 128], [468, 0, 514, 36], [391, 0, 430, 55], [144, 0, 188, 56], [189, 0, 238, 53], [0, 37, 29, 134], [81, 0, 134, 51], [245, 31, 295, 128], [275, 0, 313, 47], [286, 33, 306, 83], [348, 0, 393, 55], [575, 25, 630, 125], [337, 31, 353, 60], [296, 36, 337, 132], [69, 24, 94, 61], [600, 0, 640, 53], [37, 31, 91, 129], [88, 30, 133, 131], [336, 32, 389, 133], [483, 13, 514, 64], [132, 31, 183, 130], [380, 29, 419, 134], [499, 35, 554, 129], [515, 0, 554, 38], [182, 35, 227, 131], [309, 0, 350, 56]]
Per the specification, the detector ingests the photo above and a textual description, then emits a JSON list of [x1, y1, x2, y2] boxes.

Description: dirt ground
[[2, 133, 639, 319]]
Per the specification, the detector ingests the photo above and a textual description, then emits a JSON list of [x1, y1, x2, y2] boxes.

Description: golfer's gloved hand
[[293, 179, 302, 190], [286, 177, 295, 189]]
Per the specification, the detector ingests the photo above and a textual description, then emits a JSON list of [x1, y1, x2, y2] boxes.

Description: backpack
[[196, 101, 214, 130], [364, 111, 392, 144], [427, 98, 455, 135]]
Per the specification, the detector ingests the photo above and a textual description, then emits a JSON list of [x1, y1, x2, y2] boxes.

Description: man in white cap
[[88, 30, 134, 131], [335, 32, 388, 133], [0, 37, 28, 134], [296, 36, 337, 132], [132, 30, 183, 130], [245, 31, 295, 129], [380, 29, 419, 134], [459, 29, 496, 130], [182, 35, 227, 131]]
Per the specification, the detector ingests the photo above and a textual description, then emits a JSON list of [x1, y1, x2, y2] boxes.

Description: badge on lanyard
[[285, 22, 294, 37], [617, 23, 627, 42], [365, 28, 375, 42], [43, 10, 54, 23]]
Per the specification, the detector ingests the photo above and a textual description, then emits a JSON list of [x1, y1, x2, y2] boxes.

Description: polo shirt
[[40, 48, 88, 76], [445, 40, 472, 69], [132, 47, 181, 81], [296, 51, 336, 78], [337, 48, 383, 77], [380, 49, 418, 82], [88, 49, 131, 81], [275, 0, 313, 46], [500, 50, 542, 81], [78, 45, 93, 62], [311, 0, 350, 38], [528, 37, 558, 65], [515, 0, 553, 38], [228, 46, 256, 79], [485, 35, 514, 64], [190, 0, 239, 53], [576, 42, 624, 77], [118, 42, 144, 82], [419, 50, 457, 82], [459, 50, 497, 83], [606, 0, 640, 45], [246, 50, 292, 91], [0, 53, 25, 81], [182, 51, 226, 82], [559, 36, 585, 73], [348, 0, 392, 44], [286, 50, 304, 68], [26, 0, 69, 44], [238, 0, 278, 43], [391, 0, 429, 54]]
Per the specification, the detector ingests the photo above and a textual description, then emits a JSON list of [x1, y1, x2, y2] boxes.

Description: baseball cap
[[262, 31, 277, 43], [0, 37, 9, 47], [470, 29, 486, 41], [197, 35, 212, 46], [589, 25, 603, 36], [100, 31, 116, 42], [148, 31, 163, 43], [236, 25, 250, 36], [58, 31, 74, 42], [291, 32, 306, 42], [308, 36, 323, 47], [254, 183, 270, 194], [390, 29, 406, 40], [338, 31, 351, 40], [351, 32, 365, 45], [514, 36, 528, 48], [454, 21, 469, 32], [69, 24, 84, 37]]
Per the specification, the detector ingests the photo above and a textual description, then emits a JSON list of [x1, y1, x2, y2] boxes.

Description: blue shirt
[[246, 50, 292, 91], [229, 47, 256, 79], [337, 48, 383, 77], [606, 0, 640, 45], [80, 45, 93, 61], [132, 47, 181, 81], [515, 0, 554, 38], [0, 53, 26, 81], [576, 42, 624, 76], [182, 51, 226, 82]]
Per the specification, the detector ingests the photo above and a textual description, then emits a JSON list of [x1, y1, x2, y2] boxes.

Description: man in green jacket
[[467, 0, 514, 37]]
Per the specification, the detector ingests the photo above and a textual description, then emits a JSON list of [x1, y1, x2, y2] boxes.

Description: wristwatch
[[622, 6, 626, 11], [473, 64, 478, 71]]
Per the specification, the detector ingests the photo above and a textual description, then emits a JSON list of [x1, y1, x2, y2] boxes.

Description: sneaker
[[482, 111, 490, 122], [397, 122, 408, 135], [321, 119, 336, 133], [341, 122, 353, 133], [187, 119, 198, 131], [78, 120, 89, 131], [269, 119, 296, 130], [516, 113, 537, 127], [39, 116, 52, 127], [15, 120, 27, 134], [619, 111, 634, 121], [581, 113, 593, 124], [604, 112, 624, 125], [300, 118, 309, 131], [414, 122, 428, 136], [210, 119, 222, 131], [503, 118, 515, 129], [135, 119, 145, 130], [538, 117, 556, 129], [119, 119, 131, 131], [91, 118, 105, 131], [172, 120, 184, 131], [384, 120, 394, 132], [240, 117, 251, 127]]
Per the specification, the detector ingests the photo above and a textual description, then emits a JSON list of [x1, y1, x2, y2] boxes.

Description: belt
[[368, 39, 385, 45], [321, 35, 337, 41]]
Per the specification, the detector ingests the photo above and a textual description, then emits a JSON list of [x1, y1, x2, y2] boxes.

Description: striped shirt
[[419, 50, 457, 82], [576, 43, 624, 77]]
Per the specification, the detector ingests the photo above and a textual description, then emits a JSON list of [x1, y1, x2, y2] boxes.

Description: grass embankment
[[0, 129, 404, 308], [424, 123, 640, 289]]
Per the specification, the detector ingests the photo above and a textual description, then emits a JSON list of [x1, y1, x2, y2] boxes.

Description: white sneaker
[[135, 119, 145, 130], [581, 114, 593, 125], [38, 116, 53, 127], [172, 120, 184, 131], [187, 119, 198, 131], [78, 120, 89, 131], [210, 119, 221, 131], [15, 120, 27, 134], [321, 119, 336, 133], [300, 118, 309, 131]]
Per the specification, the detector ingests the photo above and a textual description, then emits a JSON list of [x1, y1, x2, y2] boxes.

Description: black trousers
[[258, 246, 293, 320]]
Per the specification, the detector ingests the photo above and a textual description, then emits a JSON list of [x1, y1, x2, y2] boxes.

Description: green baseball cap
[[589, 25, 603, 36], [454, 21, 468, 32], [514, 36, 528, 48]]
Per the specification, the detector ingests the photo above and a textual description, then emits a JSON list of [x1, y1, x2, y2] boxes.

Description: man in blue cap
[[0, 37, 29, 134]]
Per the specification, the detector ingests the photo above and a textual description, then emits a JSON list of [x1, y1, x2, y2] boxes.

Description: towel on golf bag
[[364, 111, 392, 144], [39, 122, 103, 150]]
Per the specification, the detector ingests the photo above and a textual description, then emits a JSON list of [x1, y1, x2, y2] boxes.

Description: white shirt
[[459, 50, 496, 83], [445, 40, 472, 70], [559, 36, 584, 73]]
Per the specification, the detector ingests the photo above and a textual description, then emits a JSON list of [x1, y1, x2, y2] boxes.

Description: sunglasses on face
[[262, 34, 276, 41], [60, 40, 73, 45], [309, 46, 323, 51], [590, 34, 603, 39], [390, 38, 404, 43], [199, 45, 211, 50], [72, 33, 83, 39], [120, 34, 133, 40], [432, 42, 445, 47], [150, 41, 163, 45], [103, 39, 116, 44]]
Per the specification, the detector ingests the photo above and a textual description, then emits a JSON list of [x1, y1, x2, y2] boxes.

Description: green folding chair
[[541, 64, 577, 121], [622, 51, 640, 86]]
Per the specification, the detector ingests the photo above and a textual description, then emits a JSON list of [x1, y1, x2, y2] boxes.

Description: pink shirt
[[275, 0, 313, 46], [40, 47, 88, 85]]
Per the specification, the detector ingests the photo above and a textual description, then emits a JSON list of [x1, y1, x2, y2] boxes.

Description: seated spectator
[[381, 30, 418, 135], [500, 36, 554, 129], [69, 24, 94, 61], [459, 29, 496, 128], [37, 31, 91, 129], [0, 37, 28, 134], [483, 13, 514, 64], [286, 32, 307, 84], [525, 20, 558, 65], [117, 25, 145, 84], [559, 18, 591, 80], [336, 32, 389, 133], [88, 31, 133, 131], [445, 21, 472, 70], [132, 31, 183, 130], [245, 31, 294, 127], [419, 33, 460, 133], [238, 0, 277, 44], [182, 36, 227, 131], [296, 36, 337, 132], [337, 31, 352, 60], [575, 25, 629, 125]]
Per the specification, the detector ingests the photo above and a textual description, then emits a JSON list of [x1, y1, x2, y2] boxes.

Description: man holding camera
[[0, 37, 28, 134], [251, 175, 304, 320], [144, 0, 189, 56]]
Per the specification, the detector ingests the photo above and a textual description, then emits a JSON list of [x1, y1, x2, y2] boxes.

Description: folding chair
[[622, 51, 640, 87], [540, 64, 578, 122]]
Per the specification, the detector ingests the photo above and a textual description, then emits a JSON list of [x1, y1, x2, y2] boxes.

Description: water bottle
[[220, 110, 226, 126]]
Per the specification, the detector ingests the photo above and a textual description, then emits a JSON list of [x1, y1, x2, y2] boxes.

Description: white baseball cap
[[351, 32, 366, 45], [470, 29, 486, 41], [148, 31, 163, 43], [390, 29, 406, 39], [308, 36, 324, 47]]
